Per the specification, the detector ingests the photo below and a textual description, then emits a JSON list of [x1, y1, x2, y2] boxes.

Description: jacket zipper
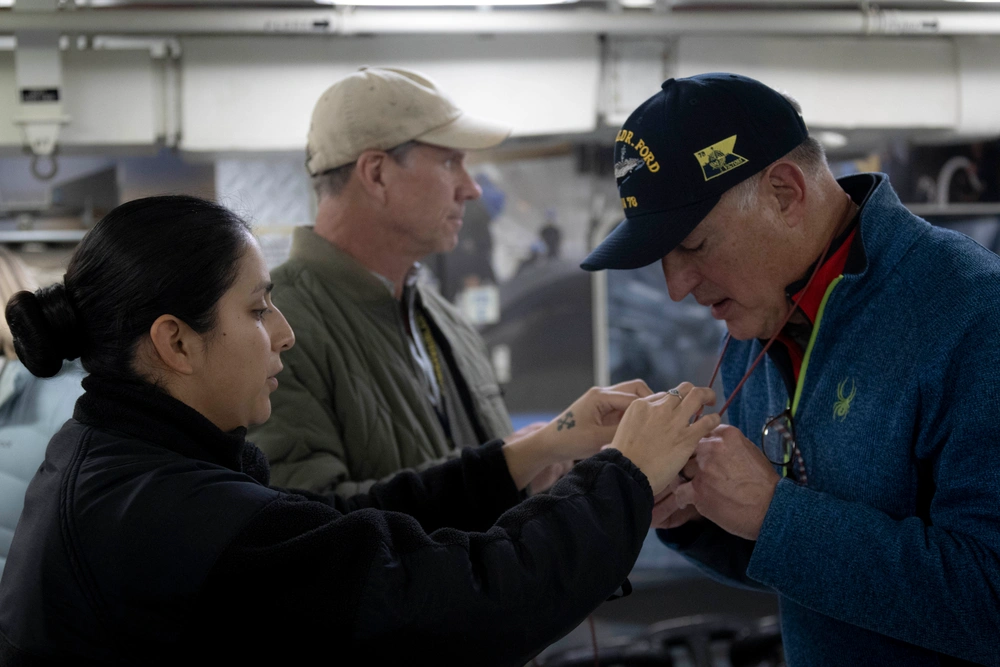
[[791, 274, 845, 418]]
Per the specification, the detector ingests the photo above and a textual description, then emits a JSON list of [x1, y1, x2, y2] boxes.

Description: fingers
[[650, 382, 694, 406], [597, 389, 652, 414], [660, 505, 702, 529], [653, 486, 673, 504], [653, 501, 701, 530], [673, 480, 695, 509], [650, 384, 714, 412], [680, 457, 698, 482], [649, 386, 718, 433], [671, 381, 695, 396], [679, 386, 717, 412], [691, 412, 722, 438], [609, 378, 654, 398], [651, 491, 680, 527], [652, 482, 699, 528]]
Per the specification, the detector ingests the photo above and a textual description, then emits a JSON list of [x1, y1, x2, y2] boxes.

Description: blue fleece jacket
[[660, 174, 1000, 666]]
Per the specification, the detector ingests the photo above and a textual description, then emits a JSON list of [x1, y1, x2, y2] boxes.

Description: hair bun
[[6, 284, 83, 378]]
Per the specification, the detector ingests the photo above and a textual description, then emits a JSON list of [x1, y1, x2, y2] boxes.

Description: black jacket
[[0, 376, 653, 666]]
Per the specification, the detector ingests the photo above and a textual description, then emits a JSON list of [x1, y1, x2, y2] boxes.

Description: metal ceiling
[[4, 0, 1000, 36]]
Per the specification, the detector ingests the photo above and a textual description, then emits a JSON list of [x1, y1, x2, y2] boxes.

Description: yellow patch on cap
[[694, 135, 749, 181]]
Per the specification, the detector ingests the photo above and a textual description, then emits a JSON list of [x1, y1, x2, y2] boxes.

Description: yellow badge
[[833, 378, 856, 421], [694, 135, 749, 182]]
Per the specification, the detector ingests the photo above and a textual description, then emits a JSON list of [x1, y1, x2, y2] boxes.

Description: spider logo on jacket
[[833, 378, 857, 421]]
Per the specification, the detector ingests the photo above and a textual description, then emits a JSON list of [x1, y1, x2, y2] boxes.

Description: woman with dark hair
[[0, 195, 718, 666]]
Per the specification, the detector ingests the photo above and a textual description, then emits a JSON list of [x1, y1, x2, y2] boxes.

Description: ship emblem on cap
[[615, 157, 646, 182], [694, 135, 749, 181]]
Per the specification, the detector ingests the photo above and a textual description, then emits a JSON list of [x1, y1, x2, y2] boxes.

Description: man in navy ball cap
[[582, 72, 808, 274], [584, 73, 1000, 666]]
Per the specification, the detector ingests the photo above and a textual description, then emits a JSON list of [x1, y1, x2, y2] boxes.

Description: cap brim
[[580, 194, 722, 271], [416, 112, 512, 151]]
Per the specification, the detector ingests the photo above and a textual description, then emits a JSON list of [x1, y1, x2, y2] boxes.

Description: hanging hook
[[30, 152, 58, 181]]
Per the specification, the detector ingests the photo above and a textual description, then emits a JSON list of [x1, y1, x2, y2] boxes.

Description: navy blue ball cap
[[581, 72, 809, 272], [582, 196, 720, 271]]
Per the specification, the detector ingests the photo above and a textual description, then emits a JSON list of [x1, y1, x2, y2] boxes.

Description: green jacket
[[250, 227, 513, 496]]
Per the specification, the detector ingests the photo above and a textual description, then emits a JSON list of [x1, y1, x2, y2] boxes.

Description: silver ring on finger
[[666, 388, 683, 399]]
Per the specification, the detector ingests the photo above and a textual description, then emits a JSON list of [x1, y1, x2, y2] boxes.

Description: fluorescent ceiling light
[[315, 0, 577, 5], [816, 130, 848, 150]]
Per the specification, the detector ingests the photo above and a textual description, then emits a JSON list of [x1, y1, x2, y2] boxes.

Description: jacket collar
[[74, 375, 269, 483], [838, 172, 926, 286], [288, 226, 410, 305]]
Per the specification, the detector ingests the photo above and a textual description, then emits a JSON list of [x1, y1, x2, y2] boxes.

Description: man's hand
[[651, 465, 704, 529], [673, 424, 780, 541]]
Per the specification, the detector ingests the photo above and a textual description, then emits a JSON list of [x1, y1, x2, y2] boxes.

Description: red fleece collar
[[777, 227, 858, 380], [793, 227, 858, 325]]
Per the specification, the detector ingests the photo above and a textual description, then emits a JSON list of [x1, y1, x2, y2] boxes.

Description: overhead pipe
[[3, 7, 1000, 37]]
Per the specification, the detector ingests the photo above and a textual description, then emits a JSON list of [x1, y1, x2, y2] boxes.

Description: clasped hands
[[651, 424, 781, 541], [502, 379, 722, 501], [503, 380, 781, 542], [582, 389, 780, 543]]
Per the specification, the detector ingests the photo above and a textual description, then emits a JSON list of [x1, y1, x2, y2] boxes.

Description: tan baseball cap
[[306, 66, 512, 176]]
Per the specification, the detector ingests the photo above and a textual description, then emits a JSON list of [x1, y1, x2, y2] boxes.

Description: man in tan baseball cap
[[251, 67, 523, 497], [305, 66, 510, 177]]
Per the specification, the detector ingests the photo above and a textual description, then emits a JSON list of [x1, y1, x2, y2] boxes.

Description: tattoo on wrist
[[557, 411, 576, 431]]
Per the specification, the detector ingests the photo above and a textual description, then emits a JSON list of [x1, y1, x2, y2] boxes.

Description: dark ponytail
[[6, 284, 83, 378], [5, 195, 253, 381]]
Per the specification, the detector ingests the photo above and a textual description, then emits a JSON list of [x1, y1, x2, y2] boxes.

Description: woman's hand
[[506, 421, 571, 495], [609, 383, 720, 495], [502, 379, 652, 490], [541, 379, 654, 461]]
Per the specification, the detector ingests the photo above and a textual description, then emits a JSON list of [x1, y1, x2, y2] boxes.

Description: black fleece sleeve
[[277, 440, 521, 534], [329, 440, 523, 533], [201, 449, 652, 666]]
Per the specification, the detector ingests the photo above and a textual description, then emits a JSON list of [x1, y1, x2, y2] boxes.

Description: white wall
[[954, 37, 1000, 137], [674, 36, 960, 130], [602, 35, 1000, 138], [179, 35, 602, 153], [1, 34, 1000, 155]]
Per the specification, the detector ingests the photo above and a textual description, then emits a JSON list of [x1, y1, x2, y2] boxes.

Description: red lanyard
[[701, 231, 836, 419]]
